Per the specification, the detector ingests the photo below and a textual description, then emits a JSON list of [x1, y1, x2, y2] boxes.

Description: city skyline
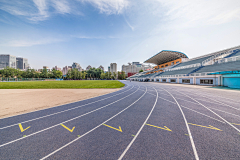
[[1, 0, 240, 71]]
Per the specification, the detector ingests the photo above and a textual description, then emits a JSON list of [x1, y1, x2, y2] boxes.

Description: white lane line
[[170, 91, 240, 110], [118, 87, 158, 160], [40, 86, 148, 160], [208, 107, 240, 119], [0, 83, 131, 120], [193, 96, 240, 111], [162, 89, 199, 160], [178, 90, 240, 104], [0, 85, 135, 130], [178, 91, 240, 133], [181, 106, 225, 124], [0, 85, 142, 148], [139, 89, 176, 104]]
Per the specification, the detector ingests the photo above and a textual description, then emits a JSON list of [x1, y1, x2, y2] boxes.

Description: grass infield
[[0, 80, 125, 89]]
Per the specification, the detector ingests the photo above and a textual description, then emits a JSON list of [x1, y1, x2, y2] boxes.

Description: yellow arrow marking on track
[[231, 123, 240, 125], [188, 123, 222, 131], [60, 124, 75, 132], [18, 123, 31, 132], [102, 124, 122, 132], [145, 123, 172, 132]]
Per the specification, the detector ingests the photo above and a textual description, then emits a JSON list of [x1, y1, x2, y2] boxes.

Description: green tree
[[139, 69, 143, 73]]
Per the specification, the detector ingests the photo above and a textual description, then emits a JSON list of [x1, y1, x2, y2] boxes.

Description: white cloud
[[156, 0, 240, 26], [51, 0, 71, 14], [0, 0, 129, 22], [81, 0, 129, 15]]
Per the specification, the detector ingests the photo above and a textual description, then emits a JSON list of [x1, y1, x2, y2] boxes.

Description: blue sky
[[1, 0, 240, 71]]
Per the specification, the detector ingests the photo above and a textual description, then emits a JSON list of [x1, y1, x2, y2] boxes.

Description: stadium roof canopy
[[144, 50, 188, 65]]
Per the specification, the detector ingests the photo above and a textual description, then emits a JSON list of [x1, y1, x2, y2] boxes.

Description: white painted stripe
[[0, 83, 129, 120], [0, 85, 141, 148], [178, 91, 240, 133], [170, 90, 240, 109], [181, 106, 225, 124], [163, 89, 199, 160], [177, 89, 240, 104], [139, 89, 176, 104], [0, 85, 135, 130], [40, 86, 148, 160], [118, 87, 158, 160], [208, 107, 240, 118]]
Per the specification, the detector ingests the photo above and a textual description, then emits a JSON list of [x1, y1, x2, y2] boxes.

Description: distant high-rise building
[[98, 65, 104, 71], [53, 66, 61, 71], [110, 63, 117, 74], [86, 65, 92, 71], [62, 66, 72, 75], [43, 66, 50, 72], [122, 62, 152, 77], [72, 62, 82, 72], [0, 54, 16, 69], [16, 57, 29, 70]]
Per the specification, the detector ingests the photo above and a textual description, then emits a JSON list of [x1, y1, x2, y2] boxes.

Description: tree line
[[0, 67, 62, 78], [66, 68, 126, 80], [0, 67, 126, 80]]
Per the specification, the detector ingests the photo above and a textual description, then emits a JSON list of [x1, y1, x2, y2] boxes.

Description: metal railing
[[166, 63, 201, 71], [218, 55, 240, 64], [202, 49, 240, 66], [0, 78, 59, 82]]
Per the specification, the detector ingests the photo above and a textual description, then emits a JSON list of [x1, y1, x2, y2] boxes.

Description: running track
[[1, 81, 240, 159]]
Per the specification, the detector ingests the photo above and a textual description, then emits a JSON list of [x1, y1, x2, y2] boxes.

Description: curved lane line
[[0, 85, 141, 148], [39, 86, 148, 160], [118, 86, 158, 160], [177, 91, 240, 133], [0, 85, 135, 130], [162, 88, 199, 160]]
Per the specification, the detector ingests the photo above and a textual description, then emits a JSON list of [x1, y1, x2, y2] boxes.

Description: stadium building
[[128, 46, 240, 88]]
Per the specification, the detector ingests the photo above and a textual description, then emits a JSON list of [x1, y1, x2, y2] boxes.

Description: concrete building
[[53, 66, 62, 71], [62, 66, 72, 75], [98, 65, 104, 71], [86, 65, 92, 71], [0, 54, 16, 69], [110, 63, 117, 74], [16, 57, 29, 70], [43, 66, 50, 72], [72, 62, 82, 72], [122, 62, 152, 77]]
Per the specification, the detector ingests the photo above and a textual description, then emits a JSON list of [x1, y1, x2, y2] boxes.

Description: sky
[[0, 0, 240, 71]]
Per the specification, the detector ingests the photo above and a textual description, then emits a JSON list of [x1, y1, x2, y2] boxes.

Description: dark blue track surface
[[1, 81, 240, 160]]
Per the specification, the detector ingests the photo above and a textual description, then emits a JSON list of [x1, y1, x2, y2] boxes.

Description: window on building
[[162, 79, 166, 82], [161, 66, 164, 68], [165, 64, 168, 67], [200, 79, 213, 84], [170, 79, 176, 82], [176, 61, 180, 64], [182, 79, 190, 83], [171, 62, 174, 65]]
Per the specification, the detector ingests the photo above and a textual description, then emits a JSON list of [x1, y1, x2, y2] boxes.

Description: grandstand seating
[[175, 55, 212, 68], [160, 67, 199, 76], [224, 50, 240, 58], [195, 61, 240, 73]]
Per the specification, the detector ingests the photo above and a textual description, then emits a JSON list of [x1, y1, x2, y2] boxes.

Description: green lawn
[[0, 80, 125, 89]]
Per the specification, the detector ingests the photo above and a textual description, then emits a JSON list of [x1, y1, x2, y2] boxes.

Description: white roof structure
[[144, 50, 188, 65]]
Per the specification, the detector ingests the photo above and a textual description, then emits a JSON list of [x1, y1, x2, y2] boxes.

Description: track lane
[[0, 85, 141, 148], [39, 86, 148, 160]]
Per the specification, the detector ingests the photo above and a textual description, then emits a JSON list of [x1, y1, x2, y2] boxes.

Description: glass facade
[[0, 55, 16, 69]]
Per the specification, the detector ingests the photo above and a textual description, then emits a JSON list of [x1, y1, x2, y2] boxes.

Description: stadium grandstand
[[128, 46, 240, 89]]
